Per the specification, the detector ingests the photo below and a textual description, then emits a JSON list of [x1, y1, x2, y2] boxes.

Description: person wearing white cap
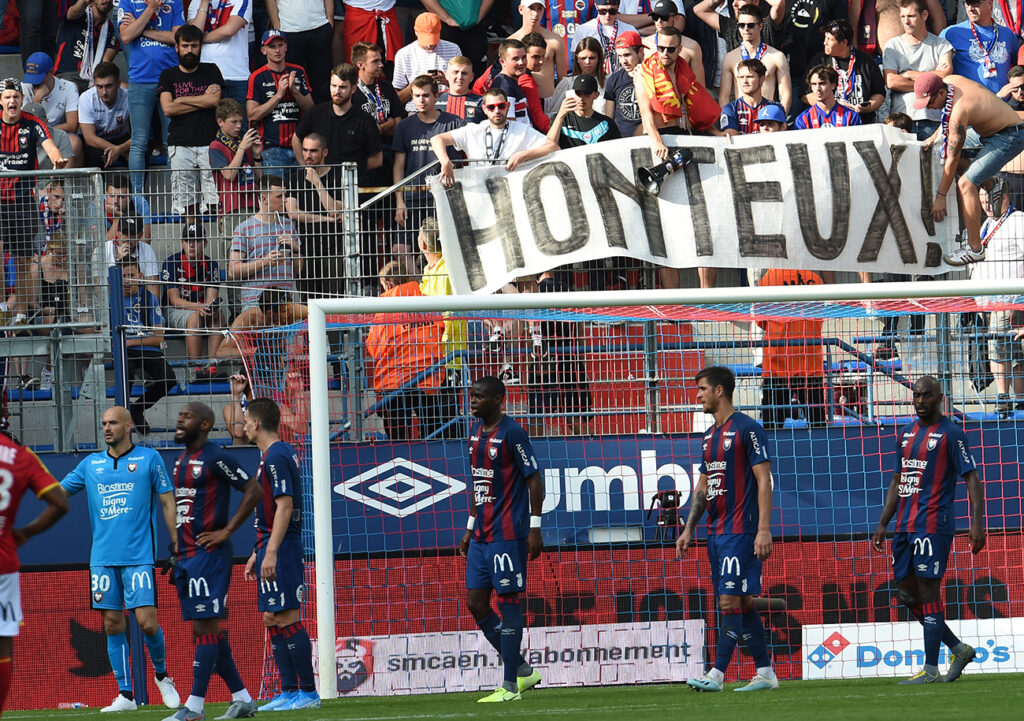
[[509, 2, 569, 83], [915, 72, 1024, 266]]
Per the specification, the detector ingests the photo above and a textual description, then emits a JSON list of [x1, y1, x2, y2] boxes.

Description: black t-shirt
[[157, 63, 225, 146], [782, 0, 846, 84], [352, 80, 405, 126], [555, 111, 620, 149], [55, 11, 120, 76], [805, 49, 886, 123], [294, 103, 383, 179], [603, 68, 641, 138], [0, 114, 50, 201], [392, 111, 465, 178], [285, 166, 344, 240]]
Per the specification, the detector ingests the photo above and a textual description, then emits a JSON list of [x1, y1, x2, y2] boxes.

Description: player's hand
[[244, 551, 258, 581], [970, 525, 986, 554], [11, 528, 28, 547], [458, 529, 472, 558], [932, 194, 948, 223], [871, 525, 888, 554], [160, 542, 178, 582], [676, 526, 692, 559], [754, 529, 772, 561], [261, 549, 278, 581], [527, 528, 543, 560], [196, 527, 231, 549]]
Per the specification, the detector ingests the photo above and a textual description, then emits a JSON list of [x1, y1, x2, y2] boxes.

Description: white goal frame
[[307, 277, 1024, 699]]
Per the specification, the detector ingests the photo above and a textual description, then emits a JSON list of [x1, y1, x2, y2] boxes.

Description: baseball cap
[[615, 30, 643, 50], [650, 0, 679, 18], [572, 74, 599, 95], [414, 12, 442, 44], [756, 103, 787, 124], [23, 52, 53, 85], [182, 223, 205, 240], [913, 72, 945, 109], [262, 29, 287, 46], [0, 77, 21, 94], [118, 216, 142, 238]]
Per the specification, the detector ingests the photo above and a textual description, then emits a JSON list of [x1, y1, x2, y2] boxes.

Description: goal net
[[240, 279, 1024, 699]]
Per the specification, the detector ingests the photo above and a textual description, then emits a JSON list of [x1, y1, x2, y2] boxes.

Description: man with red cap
[[915, 71, 1024, 266], [604, 29, 645, 136]]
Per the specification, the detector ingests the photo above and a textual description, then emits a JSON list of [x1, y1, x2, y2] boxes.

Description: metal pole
[[341, 162, 365, 440]]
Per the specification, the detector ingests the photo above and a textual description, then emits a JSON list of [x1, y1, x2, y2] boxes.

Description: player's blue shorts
[[707, 533, 762, 597], [891, 532, 952, 582], [256, 538, 305, 613], [465, 537, 528, 596], [174, 544, 232, 620], [90, 565, 157, 610]]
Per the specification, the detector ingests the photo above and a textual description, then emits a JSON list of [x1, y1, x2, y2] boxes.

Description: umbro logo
[[334, 457, 466, 518]]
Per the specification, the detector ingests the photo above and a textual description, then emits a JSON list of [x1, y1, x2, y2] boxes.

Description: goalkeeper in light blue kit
[[61, 406, 181, 712]]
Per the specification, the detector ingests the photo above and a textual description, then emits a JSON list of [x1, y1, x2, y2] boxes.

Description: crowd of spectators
[[4, 0, 1024, 436]]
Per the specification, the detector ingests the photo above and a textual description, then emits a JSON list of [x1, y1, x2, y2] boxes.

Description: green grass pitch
[[7, 676, 1024, 721]]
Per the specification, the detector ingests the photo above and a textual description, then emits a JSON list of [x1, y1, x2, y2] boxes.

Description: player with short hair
[[242, 398, 319, 711], [459, 376, 544, 703], [0, 410, 68, 717], [61, 406, 181, 712], [871, 375, 985, 684], [167, 402, 262, 721], [678, 366, 779, 692]]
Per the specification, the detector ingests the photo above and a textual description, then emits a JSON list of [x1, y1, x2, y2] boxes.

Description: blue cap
[[262, 29, 287, 46], [756, 103, 786, 124], [23, 52, 53, 85]]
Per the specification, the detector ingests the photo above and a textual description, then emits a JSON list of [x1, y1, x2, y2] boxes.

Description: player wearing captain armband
[[242, 398, 319, 711], [872, 375, 985, 685], [458, 376, 544, 703], [61, 406, 181, 713], [678, 366, 779, 693]]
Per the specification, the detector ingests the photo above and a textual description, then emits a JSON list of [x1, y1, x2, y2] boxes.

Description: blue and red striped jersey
[[699, 411, 771, 535], [0, 113, 50, 201], [468, 416, 540, 542], [892, 417, 977, 535], [246, 63, 310, 149], [254, 440, 302, 550], [171, 442, 251, 557]]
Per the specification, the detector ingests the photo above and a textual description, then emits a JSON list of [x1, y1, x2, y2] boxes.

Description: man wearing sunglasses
[[573, 1, 640, 74], [804, 18, 885, 123], [940, 0, 1019, 94], [431, 87, 557, 187], [693, 0, 785, 54], [642, 0, 706, 87], [718, 4, 792, 111]]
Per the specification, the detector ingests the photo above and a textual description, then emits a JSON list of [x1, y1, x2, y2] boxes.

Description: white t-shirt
[[393, 40, 463, 94], [972, 211, 1024, 294], [619, 0, 684, 14], [573, 19, 639, 49], [79, 85, 131, 138], [103, 240, 160, 278], [275, 0, 328, 33], [882, 33, 954, 120], [21, 78, 80, 126], [188, 0, 252, 82], [448, 121, 548, 162]]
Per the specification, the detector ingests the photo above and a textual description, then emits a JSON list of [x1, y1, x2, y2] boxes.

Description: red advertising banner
[[12, 534, 1023, 708]]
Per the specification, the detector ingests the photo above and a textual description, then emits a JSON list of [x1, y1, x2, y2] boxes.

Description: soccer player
[[168, 402, 262, 721], [61, 406, 181, 712], [871, 375, 985, 684], [0, 409, 68, 717], [678, 366, 779, 692], [458, 377, 544, 703], [241, 398, 319, 711]]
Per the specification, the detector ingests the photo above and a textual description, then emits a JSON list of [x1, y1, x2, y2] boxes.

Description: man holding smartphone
[[803, 19, 885, 124]]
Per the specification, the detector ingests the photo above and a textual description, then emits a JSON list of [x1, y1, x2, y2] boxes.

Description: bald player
[[914, 72, 1024, 267], [61, 406, 181, 712], [872, 375, 985, 684], [167, 402, 262, 721]]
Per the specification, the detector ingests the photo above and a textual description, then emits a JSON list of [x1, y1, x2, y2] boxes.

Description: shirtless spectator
[[718, 4, 791, 110], [509, 1, 569, 86], [643, 1, 704, 86]]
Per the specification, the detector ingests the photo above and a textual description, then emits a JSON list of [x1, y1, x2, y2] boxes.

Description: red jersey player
[[0, 410, 69, 716]]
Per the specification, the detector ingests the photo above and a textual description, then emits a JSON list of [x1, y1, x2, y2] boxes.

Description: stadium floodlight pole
[[307, 301, 337, 700]]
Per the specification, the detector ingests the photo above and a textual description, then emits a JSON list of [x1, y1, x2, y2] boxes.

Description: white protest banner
[[315, 619, 704, 695], [430, 126, 954, 295]]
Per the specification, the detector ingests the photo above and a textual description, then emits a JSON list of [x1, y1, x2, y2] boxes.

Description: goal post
[[307, 278, 1024, 698]]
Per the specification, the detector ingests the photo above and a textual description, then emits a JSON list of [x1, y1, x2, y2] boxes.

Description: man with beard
[[158, 24, 225, 220], [292, 64, 382, 183], [167, 402, 262, 721], [60, 406, 179, 712]]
